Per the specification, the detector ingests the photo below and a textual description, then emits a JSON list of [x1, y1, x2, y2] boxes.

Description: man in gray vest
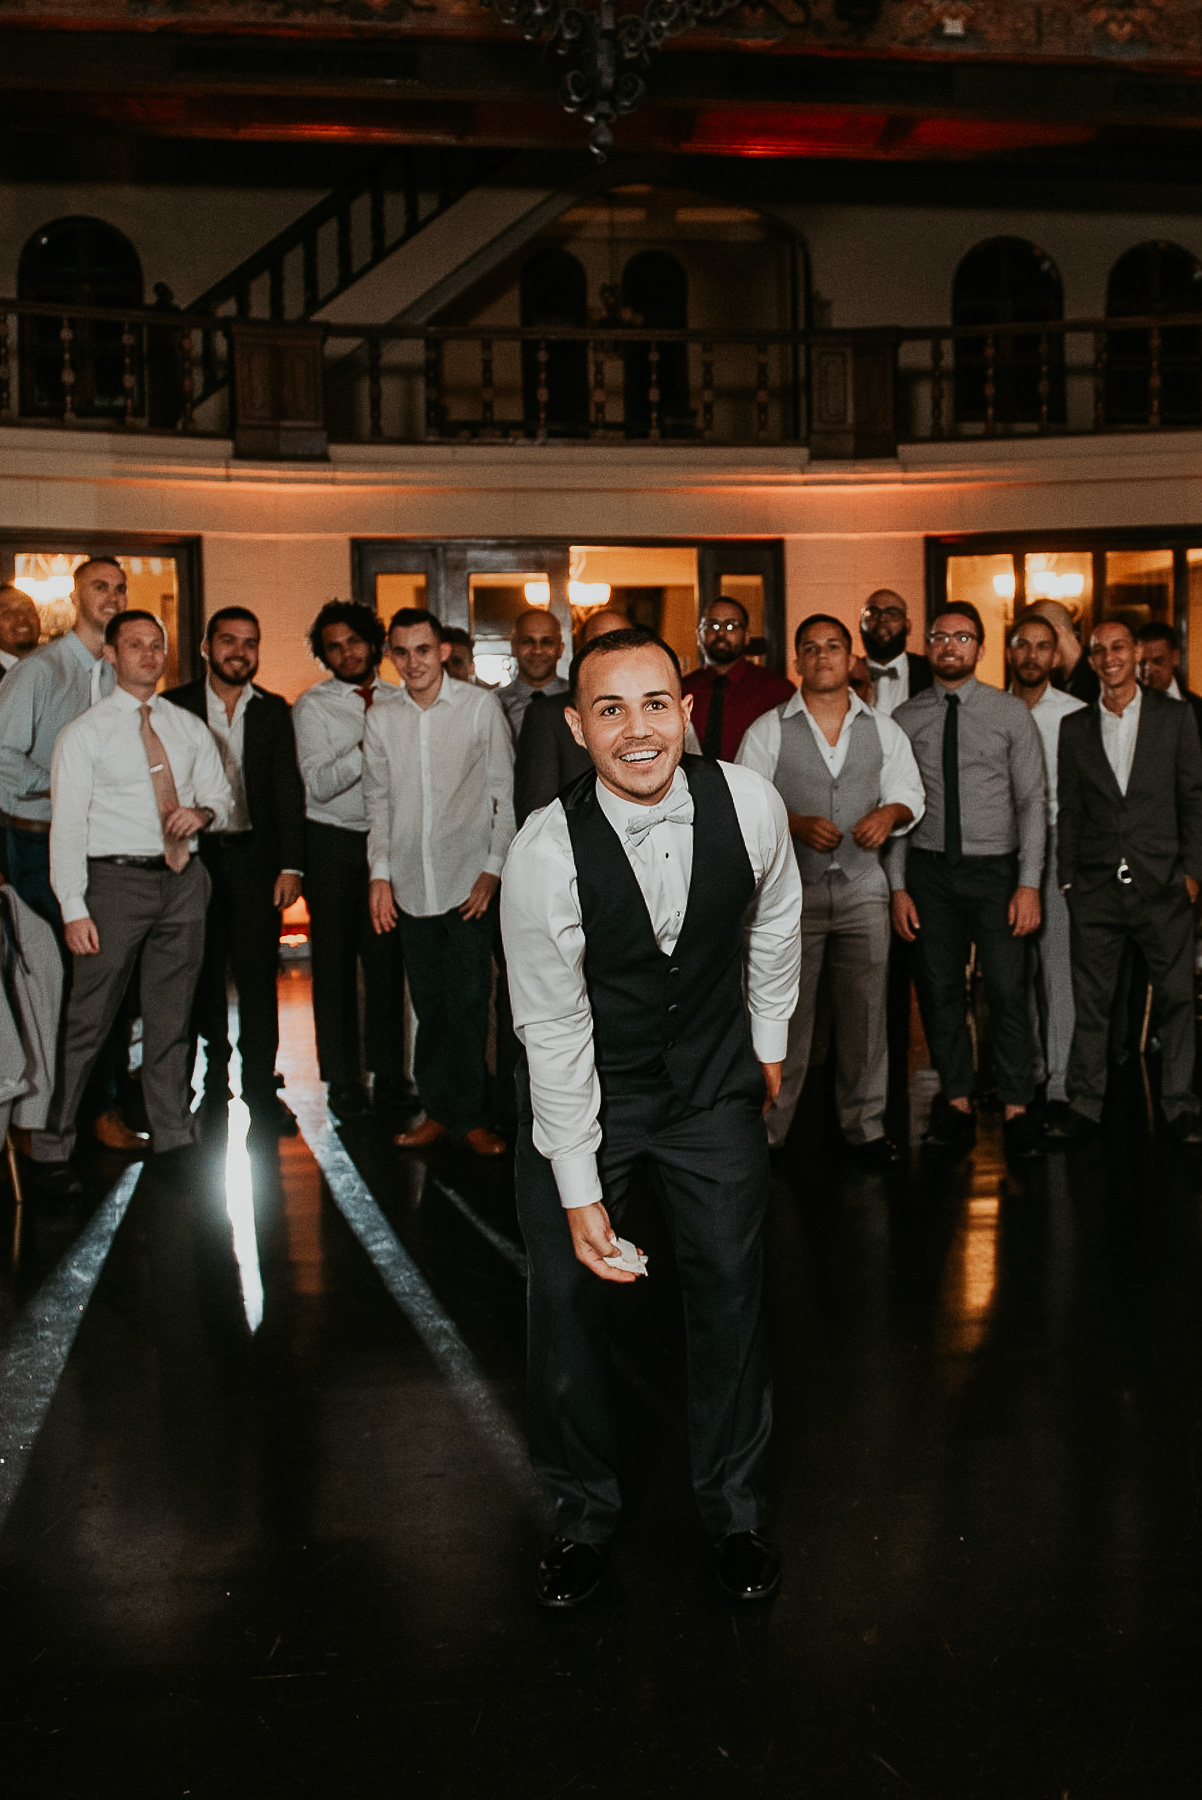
[[738, 613, 924, 1167]]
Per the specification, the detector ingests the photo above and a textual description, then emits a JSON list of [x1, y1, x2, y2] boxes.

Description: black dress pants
[[907, 848, 1034, 1107], [305, 821, 406, 1085], [192, 836, 282, 1103], [515, 1063, 772, 1544], [1067, 875, 1199, 1123]]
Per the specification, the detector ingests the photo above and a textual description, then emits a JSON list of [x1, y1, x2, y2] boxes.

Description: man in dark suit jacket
[[1050, 619, 1202, 1145], [166, 606, 306, 1133], [1136, 620, 1202, 745]]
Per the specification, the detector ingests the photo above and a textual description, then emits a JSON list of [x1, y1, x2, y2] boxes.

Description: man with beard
[[682, 597, 793, 763], [0, 586, 40, 676], [293, 601, 408, 1124], [859, 589, 933, 718], [165, 608, 306, 1134], [498, 607, 568, 743], [1007, 612, 1085, 1123], [502, 626, 801, 1608]]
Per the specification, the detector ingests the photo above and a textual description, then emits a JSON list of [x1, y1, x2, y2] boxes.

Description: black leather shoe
[[534, 1536, 607, 1609], [28, 1160, 83, 1199], [922, 1095, 977, 1149], [1002, 1112, 1045, 1159], [1041, 1104, 1099, 1144], [1170, 1111, 1202, 1146], [373, 1072, 417, 1121], [249, 1095, 299, 1137], [715, 1530, 781, 1602], [847, 1135, 903, 1169], [328, 1080, 371, 1122]]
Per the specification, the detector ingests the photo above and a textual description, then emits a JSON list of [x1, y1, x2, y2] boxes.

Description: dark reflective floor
[[3, 968, 1202, 1796]]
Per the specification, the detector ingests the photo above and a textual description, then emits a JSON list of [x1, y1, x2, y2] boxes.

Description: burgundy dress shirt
[[682, 659, 795, 763]]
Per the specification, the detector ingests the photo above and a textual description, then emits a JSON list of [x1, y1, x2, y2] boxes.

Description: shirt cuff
[[483, 854, 506, 879], [1018, 861, 1044, 889], [281, 868, 304, 878], [60, 896, 89, 924], [749, 1015, 789, 1064], [369, 860, 392, 882], [550, 1151, 604, 1210]]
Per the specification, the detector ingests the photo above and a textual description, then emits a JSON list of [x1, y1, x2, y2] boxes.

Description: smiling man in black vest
[[501, 626, 801, 1609]]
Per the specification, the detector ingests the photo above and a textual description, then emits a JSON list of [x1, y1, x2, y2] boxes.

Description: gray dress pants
[[765, 870, 890, 1150], [34, 858, 209, 1161]]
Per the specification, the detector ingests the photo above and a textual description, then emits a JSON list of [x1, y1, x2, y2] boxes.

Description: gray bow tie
[[624, 788, 695, 847], [869, 663, 899, 680]]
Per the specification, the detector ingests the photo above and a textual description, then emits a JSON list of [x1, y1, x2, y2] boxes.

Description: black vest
[[561, 754, 761, 1108]]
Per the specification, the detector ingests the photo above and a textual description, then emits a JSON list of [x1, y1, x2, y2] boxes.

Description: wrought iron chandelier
[[483, 0, 744, 160]]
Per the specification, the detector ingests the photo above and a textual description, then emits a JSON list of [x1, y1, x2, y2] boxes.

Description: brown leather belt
[[3, 815, 51, 836]]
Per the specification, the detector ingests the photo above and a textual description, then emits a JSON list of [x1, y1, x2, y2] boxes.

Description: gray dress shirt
[[0, 630, 115, 823], [886, 676, 1046, 890], [498, 675, 569, 744]]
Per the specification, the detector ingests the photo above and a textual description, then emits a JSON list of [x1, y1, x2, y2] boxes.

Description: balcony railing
[[2, 296, 1201, 458]]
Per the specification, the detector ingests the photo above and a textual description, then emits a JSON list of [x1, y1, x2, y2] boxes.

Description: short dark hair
[[73, 557, 124, 587], [1136, 620, 1179, 651], [795, 612, 852, 654], [387, 606, 443, 639], [1009, 610, 1058, 647], [307, 600, 384, 670], [704, 596, 749, 629], [569, 625, 682, 701], [440, 626, 474, 650], [105, 609, 166, 648], [205, 605, 260, 643], [932, 601, 986, 648]]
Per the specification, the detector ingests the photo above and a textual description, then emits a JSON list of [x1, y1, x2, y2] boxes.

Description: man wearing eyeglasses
[[887, 603, 1047, 1159], [859, 590, 933, 718], [682, 597, 793, 764]]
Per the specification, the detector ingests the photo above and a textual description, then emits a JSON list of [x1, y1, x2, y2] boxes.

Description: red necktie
[[355, 684, 374, 710]]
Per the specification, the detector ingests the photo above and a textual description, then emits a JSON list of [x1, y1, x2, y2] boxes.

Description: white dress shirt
[[50, 687, 234, 923], [205, 679, 254, 833], [736, 688, 925, 849], [0, 650, 17, 674], [292, 674, 400, 832], [1014, 683, 1085, 828], [868, 649, 910, 717], [1099, 684, 1142, 796], [1166, 676, 1184, 701], [364, 670, 515, 917], [501, 761, 802, 1209]]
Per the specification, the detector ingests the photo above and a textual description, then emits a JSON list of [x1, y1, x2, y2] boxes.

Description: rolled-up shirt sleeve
[[724, 765, 802, 1063], [876, 713, 925, 832], [501, 806, 603, 1209]]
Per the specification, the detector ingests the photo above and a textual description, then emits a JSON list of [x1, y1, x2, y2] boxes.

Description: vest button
[[668, 966, 680, 977], [667, 1004, 678, 1015]]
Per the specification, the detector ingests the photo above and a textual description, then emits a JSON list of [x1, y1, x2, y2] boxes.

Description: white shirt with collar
[[1099, 683, 1142, 796], [867, 649, 910, 717], [0, 649, 17, 674], [49, 687, 234, 923], [735, 687, 925, 844], [1166, 676, 1184, 701], [205, 678, 255, 834], [292, 673, 400, 832], [500, 761, 802, 1210], [364, 670, 515, 917], [1014, 682, 1086, 827]]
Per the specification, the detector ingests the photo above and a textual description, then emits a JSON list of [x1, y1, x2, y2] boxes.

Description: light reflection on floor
[[223, 1093, 264, 1335]]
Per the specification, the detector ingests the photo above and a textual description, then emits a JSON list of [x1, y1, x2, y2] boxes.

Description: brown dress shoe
[[90, 1110, 150, 1154], [464, 1127, 507, 1157], [393, 1118, 449, 1151]]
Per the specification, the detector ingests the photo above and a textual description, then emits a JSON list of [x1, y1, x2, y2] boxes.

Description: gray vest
[[773, 704, 886, 887]]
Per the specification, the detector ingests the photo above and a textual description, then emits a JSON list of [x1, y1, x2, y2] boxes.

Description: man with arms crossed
[[738, 613, 923, 1166], [502, 626, 801, 1609]]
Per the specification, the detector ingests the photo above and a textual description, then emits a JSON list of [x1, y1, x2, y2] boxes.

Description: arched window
[[520, 248, 588, 437], [621, 250, 692, 439], [18, 218, 143, 420], [952, 237, 1065, 427], [1105, 241, 1202, 426]]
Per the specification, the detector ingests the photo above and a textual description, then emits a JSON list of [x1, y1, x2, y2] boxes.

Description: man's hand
[[1008, 885, 1042, 937], [459, 871, 500, 921], [369, 877, 397, 934], [761, 1061, 782, 1116], [273, 872, 303, 910], [852, 803, 912, 851], [1188, 876, 1200, 905], [789, 814, 842, 852], [891, 890, 920, 942], [65, 917, 100, 956], [163, 806, 208, 840], [567, 1201, 642, 1284]]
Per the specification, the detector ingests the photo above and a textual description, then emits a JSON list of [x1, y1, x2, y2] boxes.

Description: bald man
[[513, 610, 629, 824], [859, 589, 933, 718], [499, 608, 568, 744]]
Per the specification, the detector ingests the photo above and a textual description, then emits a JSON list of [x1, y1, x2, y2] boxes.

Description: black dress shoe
[[1170, 1111, 1202, 1146], [1002, 1112, 1045, 1159], [249, 1094, 299, 1137], [534, 1536, 607, 1609], [1041, 1104, 1099, 1144], [715, 1530, 781, 1603], [328, 1080, 371, 1122], [922, 1095, 977, 1149], [28, 1160, 83, 1199], [847, 1135, 903, 1170], [373, 1072, 417, 1121]]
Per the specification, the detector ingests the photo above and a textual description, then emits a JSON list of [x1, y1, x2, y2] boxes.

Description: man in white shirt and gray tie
[[502, 625, 801, 1610], [32, 611, 233, 1194]]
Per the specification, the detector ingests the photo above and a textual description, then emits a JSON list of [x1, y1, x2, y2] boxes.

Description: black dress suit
[[164, 677, 306, 1102], [906, 651, 934, 696], [513, 688, 590, 827], [1058, 687, 1202, 1123]]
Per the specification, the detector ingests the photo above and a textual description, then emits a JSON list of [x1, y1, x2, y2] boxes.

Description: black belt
[[88, 854, 189, 871]]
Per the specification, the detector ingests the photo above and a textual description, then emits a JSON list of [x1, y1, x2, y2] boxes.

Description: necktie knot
[[624, 789, 695, 848]]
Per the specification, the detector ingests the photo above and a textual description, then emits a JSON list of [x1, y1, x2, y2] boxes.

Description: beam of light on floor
[[286, 1085, 543, 1517], [0, 1165, 140, 1532], [224, 1096, 265, 1334]]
